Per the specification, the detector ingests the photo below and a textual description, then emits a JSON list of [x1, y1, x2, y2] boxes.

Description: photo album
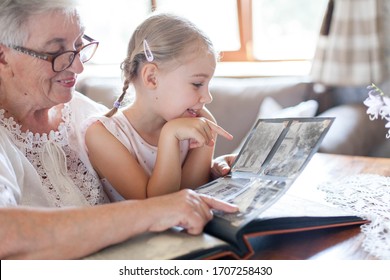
[[85, 117, 366, 260]]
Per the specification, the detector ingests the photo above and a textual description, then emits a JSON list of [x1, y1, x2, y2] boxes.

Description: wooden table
[[249, 152, 390, 260]]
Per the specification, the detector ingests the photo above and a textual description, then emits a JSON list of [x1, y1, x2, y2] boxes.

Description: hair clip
[[113, 100, 121, 109], [143, 39, 154, 62]]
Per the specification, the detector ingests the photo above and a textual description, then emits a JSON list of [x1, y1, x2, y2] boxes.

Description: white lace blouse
[[0, 92, 110, 207]]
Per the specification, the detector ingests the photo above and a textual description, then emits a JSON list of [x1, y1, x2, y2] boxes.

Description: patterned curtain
[[310, 0, 387, 87]]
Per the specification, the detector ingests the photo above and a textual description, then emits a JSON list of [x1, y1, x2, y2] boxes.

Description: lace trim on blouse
[[0, 106, 107, 207], [318, 174, 390, 260]]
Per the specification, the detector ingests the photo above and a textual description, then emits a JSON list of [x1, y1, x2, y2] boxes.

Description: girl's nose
[[200, 89, 213, 104]]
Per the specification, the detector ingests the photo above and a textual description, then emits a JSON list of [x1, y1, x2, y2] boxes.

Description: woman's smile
[[56, 77, 77, 88]]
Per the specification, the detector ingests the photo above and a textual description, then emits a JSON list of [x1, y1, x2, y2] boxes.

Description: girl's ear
[[141, 63, 158, 89]]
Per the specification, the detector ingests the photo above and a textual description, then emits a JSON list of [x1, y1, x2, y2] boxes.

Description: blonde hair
[[105, 13, 217, 117]]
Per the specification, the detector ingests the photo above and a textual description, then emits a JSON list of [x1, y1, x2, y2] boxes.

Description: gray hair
[[0, 0, 81, 47]]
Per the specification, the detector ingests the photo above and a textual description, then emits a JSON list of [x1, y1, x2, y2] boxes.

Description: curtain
[[310, 0, 387, 87]]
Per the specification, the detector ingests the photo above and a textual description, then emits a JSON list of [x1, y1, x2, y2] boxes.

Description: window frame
[[152, 0, 314, 62], [81, 0, 320, 78], [151, 0, 254, 62], [222, 0, 317, 63], [220, 0, 253, 61]]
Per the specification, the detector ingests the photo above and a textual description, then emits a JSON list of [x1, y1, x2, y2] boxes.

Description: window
[[252, 0, 328, 61], [79, 0, 328, 75], [154, 0, 240, 52], [222, 0, 328, 61], [78, 0, 151, 64]]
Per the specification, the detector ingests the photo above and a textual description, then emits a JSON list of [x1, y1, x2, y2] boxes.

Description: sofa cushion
[[76, 76, 389, 158], [258, 97, 318, 118], [231, 98, 319, 154], [318, 104, 388, 156], [77, 77, 125, 108], [207, 77, 312, 156]]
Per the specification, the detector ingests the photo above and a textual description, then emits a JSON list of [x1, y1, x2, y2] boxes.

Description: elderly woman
[[0, 0, 237, 259]]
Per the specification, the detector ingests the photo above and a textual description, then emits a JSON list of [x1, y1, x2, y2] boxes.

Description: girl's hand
[[164, 117, 233, 149], [211, 153, 238, 179]]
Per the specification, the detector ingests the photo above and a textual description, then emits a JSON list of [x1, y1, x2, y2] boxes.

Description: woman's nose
[[67, 54, 84, 74]]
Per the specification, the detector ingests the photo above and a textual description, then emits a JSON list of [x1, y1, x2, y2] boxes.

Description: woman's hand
[[145, 189, 238, 235]]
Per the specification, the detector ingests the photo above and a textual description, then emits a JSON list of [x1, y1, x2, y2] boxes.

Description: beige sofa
[[77, 76, 390, 158]]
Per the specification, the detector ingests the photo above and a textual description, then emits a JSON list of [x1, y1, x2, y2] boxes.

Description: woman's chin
[[55, 90, 74, 104]]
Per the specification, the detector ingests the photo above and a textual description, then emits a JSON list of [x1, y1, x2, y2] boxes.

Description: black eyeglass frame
[[11, 34, 99, 72]]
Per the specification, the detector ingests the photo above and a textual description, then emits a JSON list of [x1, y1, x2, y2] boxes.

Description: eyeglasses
[[11, 35, 99, 72]]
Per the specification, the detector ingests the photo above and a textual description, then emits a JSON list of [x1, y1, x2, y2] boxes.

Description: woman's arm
[[0, 189, 238, 259]]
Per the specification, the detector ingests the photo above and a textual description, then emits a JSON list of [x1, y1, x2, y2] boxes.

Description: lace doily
[[318, 174, 390, 260]]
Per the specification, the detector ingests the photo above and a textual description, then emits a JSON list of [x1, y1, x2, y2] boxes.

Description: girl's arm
[[180, 108, 232, 189], [149, 108, 233, 195], [85, 121, 152, 199], [85, 118, 231, 199]]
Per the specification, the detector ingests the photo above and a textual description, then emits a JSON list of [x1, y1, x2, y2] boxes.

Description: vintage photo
[[232, 121, 287, 174], [264, 119, 332, 177], [196, 118, 334, 228], [196, 177, 251, 201], [212, 178, 290, 227]]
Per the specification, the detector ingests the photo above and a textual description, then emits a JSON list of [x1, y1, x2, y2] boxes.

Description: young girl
[[84, 13, 233, 201]]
